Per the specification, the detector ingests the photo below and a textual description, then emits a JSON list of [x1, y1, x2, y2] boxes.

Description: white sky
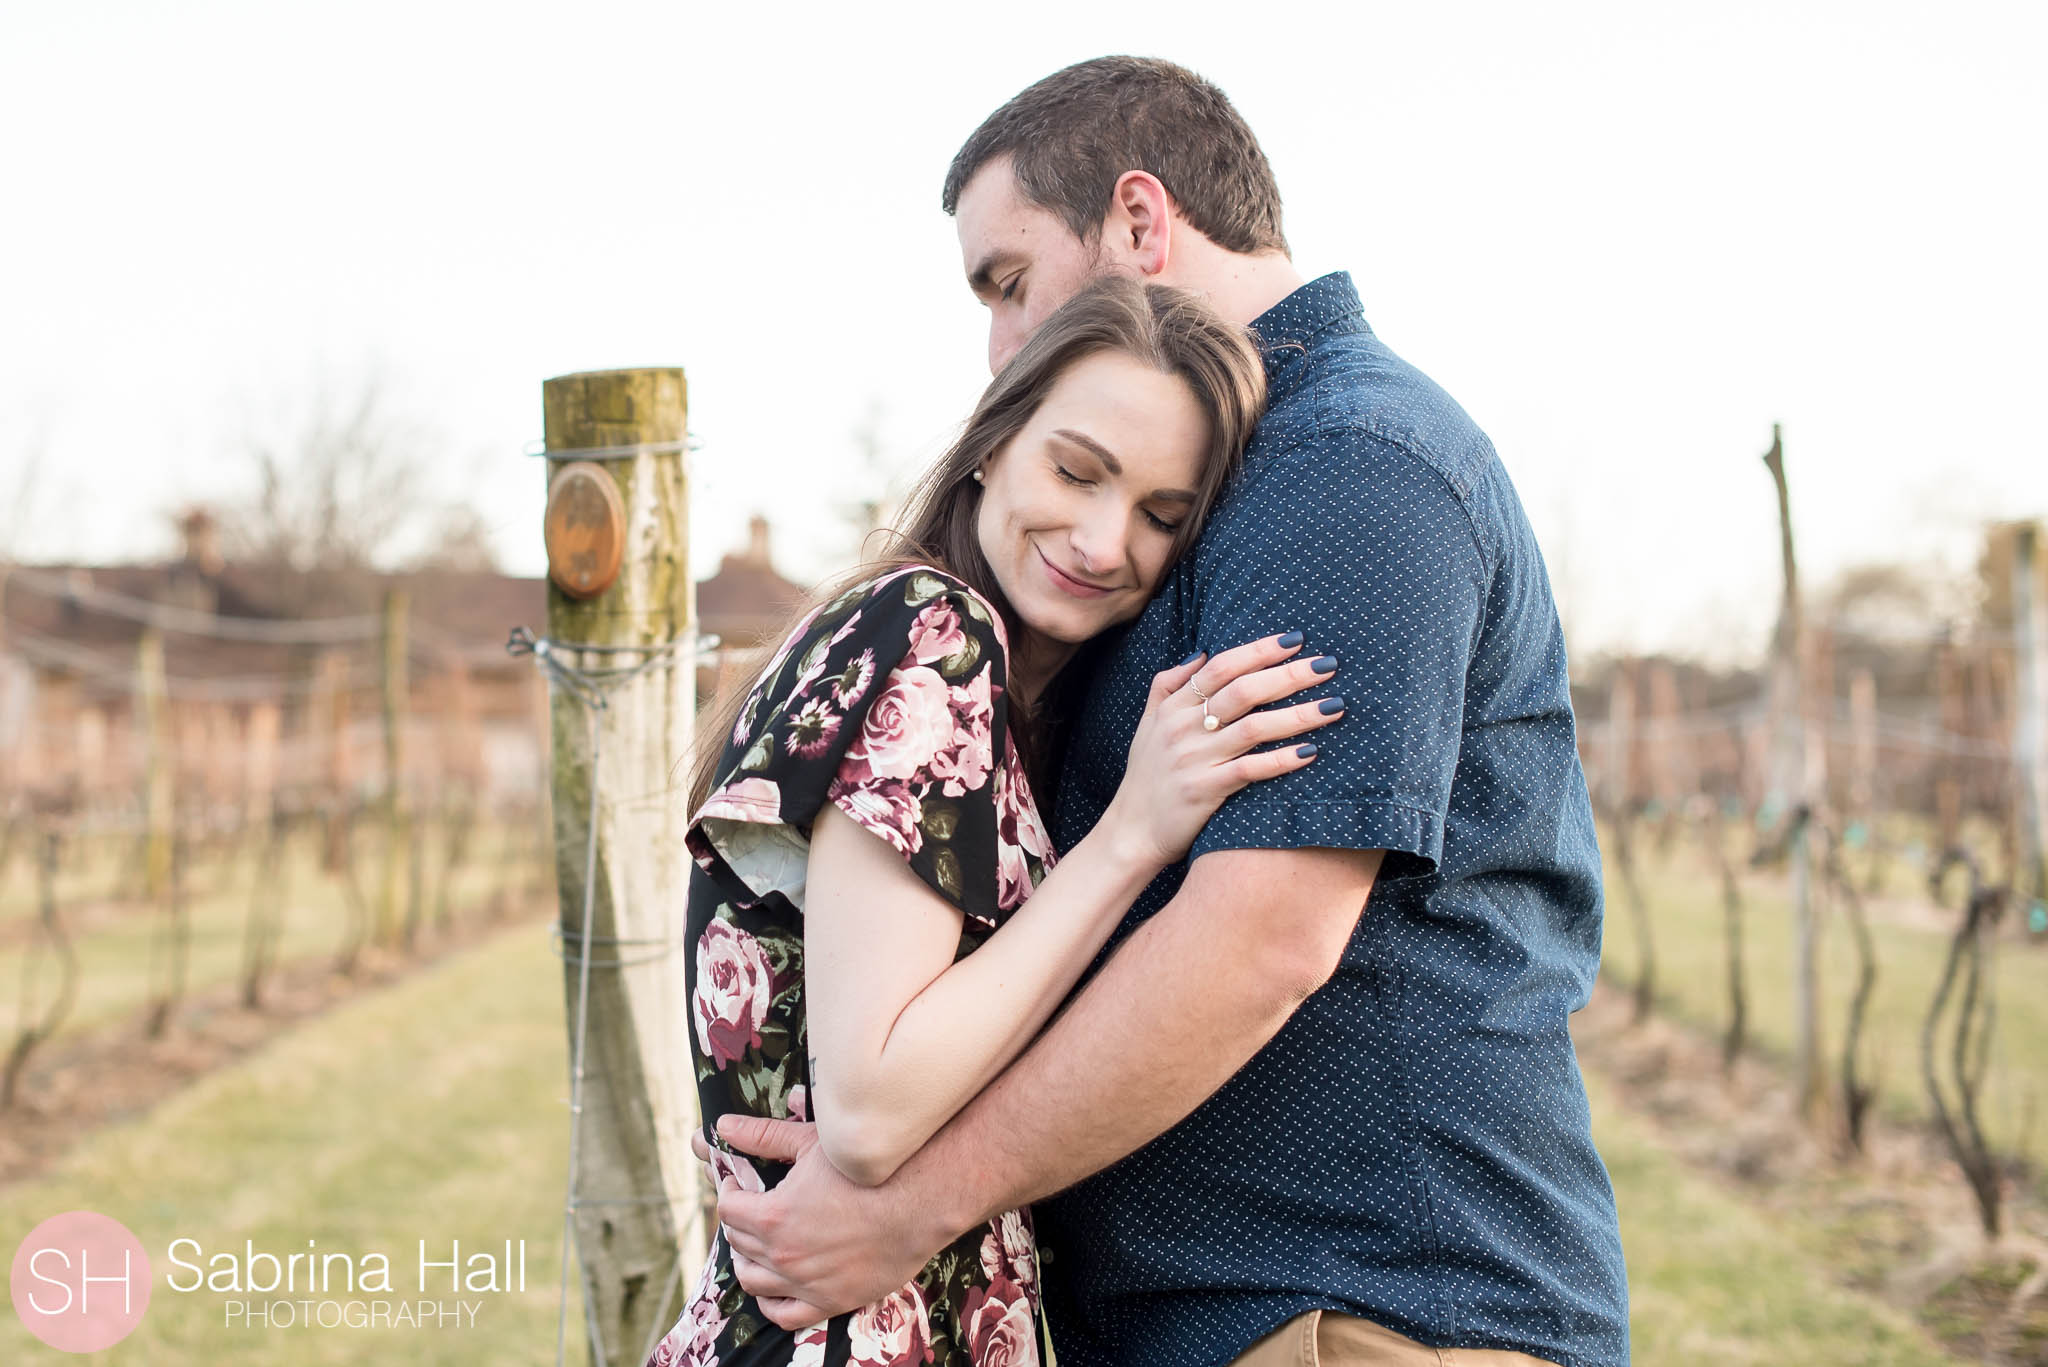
[[3, 0, 2042, 663]]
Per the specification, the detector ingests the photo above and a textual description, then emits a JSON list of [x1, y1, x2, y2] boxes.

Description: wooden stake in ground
[[2011, 522, 2048, 916], [1606, 660, 1655, 1023], [137, 627, 173, 900], [377, 588, 410, 947], [1761, 425, 1825, 1119], [539, 368, 706, 1367]]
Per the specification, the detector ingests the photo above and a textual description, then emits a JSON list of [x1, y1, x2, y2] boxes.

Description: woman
[[651, 278, 1343, 1367]]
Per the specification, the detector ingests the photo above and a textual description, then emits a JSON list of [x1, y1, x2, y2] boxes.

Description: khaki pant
[[1227, 1309, 1561, 1367]]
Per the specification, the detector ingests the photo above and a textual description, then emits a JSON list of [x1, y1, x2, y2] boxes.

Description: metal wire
[[549, 923, 686, 969], [7, 567, 384, 643], [523, 435, 702, 462]]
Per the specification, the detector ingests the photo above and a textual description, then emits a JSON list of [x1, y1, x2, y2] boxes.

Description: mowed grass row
[[1597, 837, 2047, 1168], [0, 905, 1969, 1364], [0, 819, 549, 1046], [0, 918, 594, 1366]]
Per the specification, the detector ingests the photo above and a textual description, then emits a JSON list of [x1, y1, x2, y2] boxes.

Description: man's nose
[[989, 324, 1021, 376]]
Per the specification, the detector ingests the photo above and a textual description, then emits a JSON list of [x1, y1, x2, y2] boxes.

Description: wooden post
[[2011, 523, 2047, 914], [1607, 660, 1655, 1022], [244, 702, 281, 836], [1849, 668, 1883, 892], [1937, 638, 1965, 850], [539, 368, 704, 1366], [137, 628, 173, 900], [377, 589, 410, 947], [1647, 662, 1691, 812], [1761, 425, 1824, 1118]]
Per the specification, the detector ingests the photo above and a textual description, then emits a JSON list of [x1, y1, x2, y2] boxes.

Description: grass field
[[1597, 836, 2046, 1173], [0, 896, 1979, 1365], [0, 819, 548, 1048]]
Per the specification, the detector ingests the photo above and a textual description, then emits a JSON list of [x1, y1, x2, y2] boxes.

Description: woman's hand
[[1102, 631, 1343, 870]]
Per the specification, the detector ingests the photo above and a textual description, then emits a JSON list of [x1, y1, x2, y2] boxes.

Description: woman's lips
[[1035, 544, 1114, 599]]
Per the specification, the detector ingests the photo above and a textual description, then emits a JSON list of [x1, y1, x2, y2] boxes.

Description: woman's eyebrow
[[1053, 428, 1122, 474], [1053, 429, 1197, 502]]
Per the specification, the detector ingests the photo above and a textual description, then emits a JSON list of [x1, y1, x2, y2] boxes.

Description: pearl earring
[[971, 468, 985, 484]]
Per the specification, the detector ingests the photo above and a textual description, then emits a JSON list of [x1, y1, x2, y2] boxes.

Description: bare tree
[[838, 401, 900, 562], [228, 373, 442, 578], [409, 505, 502, 574]]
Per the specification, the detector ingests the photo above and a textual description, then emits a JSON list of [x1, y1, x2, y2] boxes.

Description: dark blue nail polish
[[1319, 696, 1345, 715], [1177, 651, 1204, 667], [1296, 743, 1318, 758], [1311, 656, 1338, 674], [1276, 630, 1304, 649]]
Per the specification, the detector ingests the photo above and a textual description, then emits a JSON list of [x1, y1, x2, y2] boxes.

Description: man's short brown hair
[[942, 56, 1288, 258]]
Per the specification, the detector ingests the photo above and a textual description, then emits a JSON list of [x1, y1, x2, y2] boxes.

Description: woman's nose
[[1068, 505, 1130, 576]]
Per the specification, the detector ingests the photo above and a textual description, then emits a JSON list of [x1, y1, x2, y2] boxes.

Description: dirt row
[[1572, 983, 2048, 1365]]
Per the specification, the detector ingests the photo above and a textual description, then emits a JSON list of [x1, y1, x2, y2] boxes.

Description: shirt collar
[[1249, 270, 1368, 398]]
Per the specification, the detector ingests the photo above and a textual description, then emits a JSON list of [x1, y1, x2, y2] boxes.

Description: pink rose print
[[646, 1252, 729, 1367], [960, 1276, 1037, 1367], [693, 919, 774, 1069], [906, 600, 967, 665], [787, 1083, 807, 1121], [828, 774, 923, 857], [848, 1283, 935, 1367], [707, 1145, 766, 1194], [929, 663, 996, 797], [787, 696, 842, 758], [791, 1324, 828, 1367], [847, 665, 955, 781], [994, 755, 1055, 911], [695, 777, 782, 827], [978, 1209, 1039, 1308]]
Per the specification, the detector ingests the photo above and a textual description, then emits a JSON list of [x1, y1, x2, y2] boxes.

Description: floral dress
[[648, 565, 1054, 1367]]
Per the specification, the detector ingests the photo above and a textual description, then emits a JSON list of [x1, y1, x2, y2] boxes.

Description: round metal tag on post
[[544, 461, 626, 599]]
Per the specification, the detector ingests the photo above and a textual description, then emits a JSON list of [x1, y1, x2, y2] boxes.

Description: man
[[713, 57, 1628, 1367]]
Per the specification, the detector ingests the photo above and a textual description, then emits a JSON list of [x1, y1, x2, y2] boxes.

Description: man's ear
[[1103, 170, 1174, 278]]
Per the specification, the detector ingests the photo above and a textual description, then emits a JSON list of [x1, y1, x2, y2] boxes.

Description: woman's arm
[[802, 801, 1157, 1186], [803, 634, 1344, 1186]]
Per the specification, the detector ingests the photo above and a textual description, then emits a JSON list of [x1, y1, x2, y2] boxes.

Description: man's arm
[[714, 842, 1381, 1327]]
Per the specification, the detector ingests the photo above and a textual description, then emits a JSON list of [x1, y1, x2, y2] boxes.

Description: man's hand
[[706, 1114, 954, 1330]]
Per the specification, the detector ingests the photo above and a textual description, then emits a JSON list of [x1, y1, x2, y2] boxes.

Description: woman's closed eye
[[1055, 464, 1181, 533], [1000, 272, 1023, 302]]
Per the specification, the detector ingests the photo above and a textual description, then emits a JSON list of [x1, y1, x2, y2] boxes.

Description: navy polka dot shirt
[[1040, 273, 1628, 1367]]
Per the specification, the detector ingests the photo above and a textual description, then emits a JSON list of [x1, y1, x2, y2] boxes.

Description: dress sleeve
[[691, 566, 1014, 929]]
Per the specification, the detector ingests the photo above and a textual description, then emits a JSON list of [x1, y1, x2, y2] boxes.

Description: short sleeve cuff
[[1188, 796, 1444, 872]]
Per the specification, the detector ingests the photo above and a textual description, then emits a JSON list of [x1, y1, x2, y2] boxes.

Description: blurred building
[[0, 509, 804, 822]]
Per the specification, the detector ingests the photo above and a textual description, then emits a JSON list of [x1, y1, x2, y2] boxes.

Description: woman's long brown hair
[[687, 275, 1266, 814]]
